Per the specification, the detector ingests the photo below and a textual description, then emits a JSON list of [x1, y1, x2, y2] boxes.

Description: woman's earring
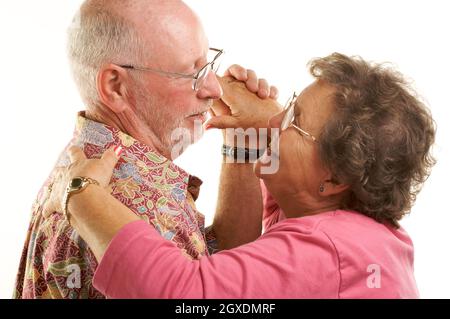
[[319, 184, 325, 193]]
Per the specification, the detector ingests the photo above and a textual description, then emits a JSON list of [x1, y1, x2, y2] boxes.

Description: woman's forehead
[[294, 81, 336, 127], [295, 82, 335, 111]]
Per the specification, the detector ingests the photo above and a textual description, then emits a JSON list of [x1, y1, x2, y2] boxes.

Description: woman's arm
[[67, 184, 140, 261], [43, 146, 339, 298], [90, 215, 338, 299], [42, 145, 141, 261]]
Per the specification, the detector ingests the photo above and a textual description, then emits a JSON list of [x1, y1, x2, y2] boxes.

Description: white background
[[0, 0, 449, 298]]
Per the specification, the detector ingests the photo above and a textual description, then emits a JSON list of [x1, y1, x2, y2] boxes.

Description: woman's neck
[[273, 189, 341, 219]]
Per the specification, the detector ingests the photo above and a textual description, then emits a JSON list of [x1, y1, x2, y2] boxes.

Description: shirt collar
[[73, 112, 203, 201]]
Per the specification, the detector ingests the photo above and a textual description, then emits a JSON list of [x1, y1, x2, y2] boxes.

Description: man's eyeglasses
[[280, 92, 317, 142], [118, 48, 224, 91]]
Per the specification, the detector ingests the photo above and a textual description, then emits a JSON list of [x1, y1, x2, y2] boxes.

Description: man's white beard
[[133, 83, 208, 160]]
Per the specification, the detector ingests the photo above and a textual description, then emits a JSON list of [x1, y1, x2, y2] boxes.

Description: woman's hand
[[42, 145, 122, 219], [225, 64, 279, 100], [41, 145, 139, 261], [206, 65, 282, 135]]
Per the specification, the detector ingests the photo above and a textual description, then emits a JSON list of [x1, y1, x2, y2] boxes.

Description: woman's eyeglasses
[[280, 92, 317, 142]]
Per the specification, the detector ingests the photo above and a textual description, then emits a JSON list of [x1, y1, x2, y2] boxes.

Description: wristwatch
[[222, 145, 265, 163], [63, 176, 100, 224]]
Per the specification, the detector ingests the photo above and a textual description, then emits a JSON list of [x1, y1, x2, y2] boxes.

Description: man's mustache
[[186, 100, 214, 118]]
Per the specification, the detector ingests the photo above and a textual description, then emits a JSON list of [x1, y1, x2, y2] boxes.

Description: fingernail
[[205, 125, 214, 131], [114, 145, 123, 156]]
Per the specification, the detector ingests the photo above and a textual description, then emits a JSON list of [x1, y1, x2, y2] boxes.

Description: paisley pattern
[[14, 113, 209, 299]]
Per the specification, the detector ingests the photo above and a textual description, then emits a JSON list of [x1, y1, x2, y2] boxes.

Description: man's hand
[[207, 65, 282, 131], [208, 66, 279, 250], [225, 64, 279, 100]]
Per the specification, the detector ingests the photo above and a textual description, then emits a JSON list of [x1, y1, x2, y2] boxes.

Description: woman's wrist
[[67, 183, 103, 224], [63, 176, 101, 225]]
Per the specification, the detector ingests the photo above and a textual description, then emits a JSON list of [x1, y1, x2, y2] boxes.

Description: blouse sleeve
[[93, 219, 339, 299]]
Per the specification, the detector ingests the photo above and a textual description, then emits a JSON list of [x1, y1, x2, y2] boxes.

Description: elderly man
[[14, 0, 279, 298]]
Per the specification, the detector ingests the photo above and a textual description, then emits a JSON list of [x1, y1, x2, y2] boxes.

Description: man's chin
[[168, 125, 204, 160], [184, 118, 206, 143]]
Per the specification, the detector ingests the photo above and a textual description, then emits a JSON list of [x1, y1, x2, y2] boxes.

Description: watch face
[[70, 177, 83, 189]]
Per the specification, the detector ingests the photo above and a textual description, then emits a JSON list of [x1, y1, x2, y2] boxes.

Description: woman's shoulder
[[264, 210, 417, 298], [315, 210, 412, 245], [267, 210, 414, 260]]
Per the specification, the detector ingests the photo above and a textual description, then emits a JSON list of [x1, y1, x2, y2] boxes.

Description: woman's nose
[[269, 109, 286, 129]]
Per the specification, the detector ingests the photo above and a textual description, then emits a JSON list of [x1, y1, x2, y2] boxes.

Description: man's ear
[[96, 64, 131, 113]]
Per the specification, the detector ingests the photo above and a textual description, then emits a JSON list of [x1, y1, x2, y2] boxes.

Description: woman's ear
[[96, 64, 131, 114], [318, 175, 350, 197]]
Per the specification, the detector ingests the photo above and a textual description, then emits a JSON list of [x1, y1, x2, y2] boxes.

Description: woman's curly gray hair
[[310, 53, 436, 227]]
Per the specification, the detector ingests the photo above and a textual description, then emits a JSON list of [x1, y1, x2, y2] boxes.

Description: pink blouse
[[93, 204, 419, 298]]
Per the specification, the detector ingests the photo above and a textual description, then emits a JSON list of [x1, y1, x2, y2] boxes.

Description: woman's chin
[[253, 160, 263, 179], [254, 149, 280, 180]]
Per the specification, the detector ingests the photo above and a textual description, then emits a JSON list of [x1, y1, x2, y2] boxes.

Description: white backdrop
[[0, 0, 449, 299]]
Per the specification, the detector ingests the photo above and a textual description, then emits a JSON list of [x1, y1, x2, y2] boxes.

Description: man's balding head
[[69, 0, 204, 106], [68, 0, 221, 159]]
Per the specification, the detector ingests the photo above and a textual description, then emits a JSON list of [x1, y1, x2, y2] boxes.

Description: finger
[[269, 85, 279, 100], [68, 146, 87, 163], [245, 69, 259, 93], [257, 78, 270, 99], [42, 169, 66, 218], [102, 146, 122, 170], [41, 184, 56, 218], [224, 64, 248, 81], [42, 192, 60, 219], [208, 108, 217, 117], [42, 201, 56, 219], [212, 99, 232, 117], [205, 115, 239, 130]]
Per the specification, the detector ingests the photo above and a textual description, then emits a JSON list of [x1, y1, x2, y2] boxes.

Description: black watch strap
[[222, 145, 265, 162]]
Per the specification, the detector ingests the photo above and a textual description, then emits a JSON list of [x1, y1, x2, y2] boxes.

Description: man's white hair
[[67, 1, 145, 107]]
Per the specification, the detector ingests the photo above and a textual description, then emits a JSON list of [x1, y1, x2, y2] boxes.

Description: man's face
[[131, 6, 223, 159]]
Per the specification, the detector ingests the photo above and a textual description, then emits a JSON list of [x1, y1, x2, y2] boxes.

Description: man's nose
[[197, 72, 223, 100]]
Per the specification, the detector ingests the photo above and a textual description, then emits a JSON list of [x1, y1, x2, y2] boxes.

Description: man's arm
[[207, 67, 282, 251], [211, 161, 263, 250]]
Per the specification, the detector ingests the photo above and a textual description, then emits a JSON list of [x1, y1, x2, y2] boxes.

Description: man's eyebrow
[[193, 50, 209, 68], [177, 53, 205, 73], [180, 57, 204, 74]]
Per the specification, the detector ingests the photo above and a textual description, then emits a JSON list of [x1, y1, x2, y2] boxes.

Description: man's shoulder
[[16, 141, 105, 299]]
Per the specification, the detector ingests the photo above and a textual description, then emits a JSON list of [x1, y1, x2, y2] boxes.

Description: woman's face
[[254, 80, 337, 214]]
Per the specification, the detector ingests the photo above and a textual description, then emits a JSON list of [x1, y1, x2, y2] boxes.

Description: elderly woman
[[44, 53, 435, 298]]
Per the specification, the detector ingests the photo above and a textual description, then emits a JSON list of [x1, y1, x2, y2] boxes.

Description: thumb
[[205, 115, 239, 130], [68, 145, 87, 164], [102, 146, 122, 170], [41, 169, 66, 219]]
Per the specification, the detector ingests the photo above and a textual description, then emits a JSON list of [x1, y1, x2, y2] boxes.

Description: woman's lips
[[259, 140, 280, 165]]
